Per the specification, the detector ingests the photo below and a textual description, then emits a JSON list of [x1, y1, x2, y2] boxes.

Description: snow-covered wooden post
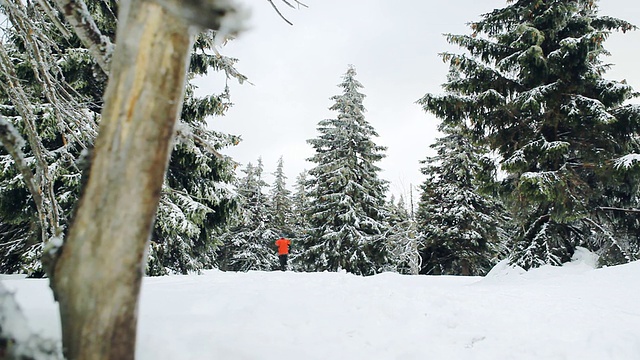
[[50, 1, 244, 359]]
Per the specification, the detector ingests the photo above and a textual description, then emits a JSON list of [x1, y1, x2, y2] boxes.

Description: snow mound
[[484, 247, 599, 283], [484, 258, 526, 279]]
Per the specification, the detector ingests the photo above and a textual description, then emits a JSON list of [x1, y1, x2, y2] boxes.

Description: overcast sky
[[196, 0, 640, 201]]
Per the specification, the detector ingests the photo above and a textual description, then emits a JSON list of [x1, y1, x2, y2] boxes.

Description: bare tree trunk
[[51, 1, 193, 358]]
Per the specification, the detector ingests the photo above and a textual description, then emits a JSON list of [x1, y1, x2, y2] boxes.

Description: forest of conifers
[[1, 0, 638, 281]]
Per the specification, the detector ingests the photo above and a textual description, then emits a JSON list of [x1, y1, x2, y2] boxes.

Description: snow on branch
[[175, 123, 224, 160], [613, 153, 640, 170], [503, 137, 569, 170], [35, 0, 73, 39], [596, 206, 640, 214], [570, 95, 615, 123], [52, 0, 114, 74], [0, 117, 43, 217], [2, 0, 98, 150], [0, 44, 60, 242], [211, 53, 250, 84], [520, 170, 561, 196]]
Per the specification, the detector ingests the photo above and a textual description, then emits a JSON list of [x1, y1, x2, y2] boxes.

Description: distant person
[[275, 236, 291, 271]]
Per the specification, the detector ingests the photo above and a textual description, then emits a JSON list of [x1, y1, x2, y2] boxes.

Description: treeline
[[418, 0, 640, 272], [217, 0, 640, 276], [1, 0, 639, 278], [217, 66, 420, 276]]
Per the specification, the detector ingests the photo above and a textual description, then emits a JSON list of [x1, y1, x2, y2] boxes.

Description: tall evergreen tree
[[269, 156, 294, 234], [415, 128, 507, 276], [289, 169, 311, 269], [300, 65, 390, 275], [419, 0, 640, 268], [146, 33, 244, 275], [217, 159, 279, 271], [291, 169, 311, 237]]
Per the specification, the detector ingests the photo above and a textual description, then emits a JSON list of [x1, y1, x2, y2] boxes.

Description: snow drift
[[3, 252, 640, 359]]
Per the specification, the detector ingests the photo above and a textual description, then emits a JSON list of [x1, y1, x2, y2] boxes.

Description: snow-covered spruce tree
[[216, 159, 279, 271], [269, 156, 294, 234], [415, 127, 507, 276], [300, 65, 390, 275], [0, 0, 244, 276], [383, 195, 421, 275], [419, 0, 640, 269], [590, 156, 640, 265], [146, 33, 245, 276], [291, 170, 311, 230], [289, 170, 310, 267]]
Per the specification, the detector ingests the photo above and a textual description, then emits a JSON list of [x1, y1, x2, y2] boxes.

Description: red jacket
[[275, 238, 291, 255]]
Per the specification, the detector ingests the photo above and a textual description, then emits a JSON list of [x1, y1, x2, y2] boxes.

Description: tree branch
[[175, 126, 224, 160], [0, 116, 45, 236], [0, 43, 61, 241], [162, 185, 215, 204], [52, 0, 114, 74], [267, 0, 293, 25], [266, 0, 308, 26], [596, 206, 640, 214], [280, 0, 308, 9], [35, 0, 73, 39]]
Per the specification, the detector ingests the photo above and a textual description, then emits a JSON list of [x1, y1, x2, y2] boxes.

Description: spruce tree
[[291, 170, 311, 238], [269, 156, 294, 235], [419, 0, 640, 268], [145, 33, 244, 275], [288, 170, 311, 269], [590, 156, 640, 264], [300, 65, 390, 275], [216, 159, 279, 271], [415, 128, 506, 276]]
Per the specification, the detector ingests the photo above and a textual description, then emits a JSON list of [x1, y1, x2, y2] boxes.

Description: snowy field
[[4, 249, 640, 360]]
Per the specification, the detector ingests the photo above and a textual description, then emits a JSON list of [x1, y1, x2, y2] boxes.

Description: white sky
[[196, 0, 640, 201]]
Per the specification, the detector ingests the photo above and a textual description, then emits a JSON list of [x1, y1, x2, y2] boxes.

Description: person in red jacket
[[275, 236, 291, 271]]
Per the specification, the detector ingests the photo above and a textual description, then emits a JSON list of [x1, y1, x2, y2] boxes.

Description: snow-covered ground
[[4, 249, 640, 360]]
